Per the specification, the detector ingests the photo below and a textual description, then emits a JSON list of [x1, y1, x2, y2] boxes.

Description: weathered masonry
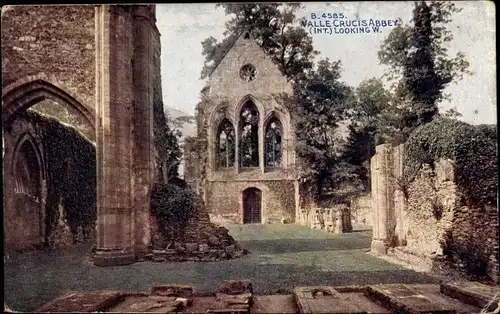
[[184, 31, 300, 225], [2, 5, 163, 266]]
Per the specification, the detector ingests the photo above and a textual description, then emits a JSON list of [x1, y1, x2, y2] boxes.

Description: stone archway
[[2, 74, 95, 132], [2, 76, 94, 251], [242, 187, 262, 224], [7, 133, 45, 249]]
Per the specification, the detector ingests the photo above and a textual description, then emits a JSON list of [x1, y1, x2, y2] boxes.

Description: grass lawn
[[4, 224, 437, 312]]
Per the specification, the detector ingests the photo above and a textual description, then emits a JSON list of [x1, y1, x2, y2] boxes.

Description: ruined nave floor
[[5, 224, 442, 312]]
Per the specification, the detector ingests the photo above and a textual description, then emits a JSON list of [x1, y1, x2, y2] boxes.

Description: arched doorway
[[3, 77, 96, 251], [13, 137, 44, 246], [242, 187, 262, 224]]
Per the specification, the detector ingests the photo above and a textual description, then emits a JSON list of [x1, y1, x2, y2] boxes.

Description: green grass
[[4, 224, 437, 312]]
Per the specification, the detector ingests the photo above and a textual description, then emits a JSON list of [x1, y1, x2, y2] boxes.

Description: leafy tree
[[154, 103, 182, 183], [378, 1, 471, 142], [285, 58, 355, 198], [336, 78, 392, 190], [151, 183, 196, 245], [201, 3, 318, 80], [442, 107, 463, 119]]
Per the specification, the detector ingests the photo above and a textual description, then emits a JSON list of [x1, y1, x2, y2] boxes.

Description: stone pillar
[[259, 119, 265, 174], [393, 144, 406, 245], [94, 5, 136, 266], [131, 5, 156, 261], [234, 122, 240, 174], [370, 144, 394, 255]]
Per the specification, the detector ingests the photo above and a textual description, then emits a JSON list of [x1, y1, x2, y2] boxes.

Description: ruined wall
[[404, 160, 499, 281], [209, 33, 293, 107], [296, 205, 352, 234], [206, 179, 296, 225], [3, 117, 46, 251], [350, 194, 372, 226], [1, 5, 95, 109], [184, 33, 300, 225], [371, 143, 499, 283]]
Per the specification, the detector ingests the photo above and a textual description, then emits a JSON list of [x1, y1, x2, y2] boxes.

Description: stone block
[[225, 244, 236, 255], [199, 243, 209, 253], [435, 159, 455, 184], [293, 286, 367, 313], [151, 285, 193, 298], [218, 280, 253, 295], [440, 281, 500, 311], [185, 242, 198, 253], [365, 284, 456, 313], [34, 291, 124, 313], [209, 236, 220, 246]]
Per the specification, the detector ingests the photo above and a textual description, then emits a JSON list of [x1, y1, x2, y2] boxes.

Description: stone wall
[[3, 112, 97, 251], [349, 194, 372, 226], [183, 32, 300, 225], [3, 117, 46, 251], [296, 204, 352, 234], [370, 143, 499, 283], [150, 194, 246, 262], [206, 179, 296, 225], [2, 5, 95, 110]]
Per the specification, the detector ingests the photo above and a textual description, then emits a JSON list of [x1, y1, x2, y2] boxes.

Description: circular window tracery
[[240, 64, 257, 82]]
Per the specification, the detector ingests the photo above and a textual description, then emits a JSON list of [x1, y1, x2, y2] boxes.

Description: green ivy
[[21, 110, 96, 242], [404, 117, 497, 206], [150, 183, 197, 238]]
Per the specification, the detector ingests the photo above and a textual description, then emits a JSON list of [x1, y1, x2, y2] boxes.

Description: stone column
[[131, 5, 155, 261], [393, 144, 406, 245], [370, 144, 394, 255], [94, 5, 136, 266], [259, 119, 265, 174], [235, 121, 240, 174]]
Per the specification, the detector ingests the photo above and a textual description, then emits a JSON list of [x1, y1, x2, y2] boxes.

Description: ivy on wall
[[267, 180, 296, 220], [404, 117, 497, 206], [20, 110, 96, 243], [150, 181, 196, 242]]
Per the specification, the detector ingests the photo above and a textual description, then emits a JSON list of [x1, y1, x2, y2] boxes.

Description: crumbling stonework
[[296, 204, 352, 234], [2, 5, 162, 266], [150, 196, 246, 262], [350, 194, 372, 226], [370, 143, 499, 283], [184, 31, 300, 225]]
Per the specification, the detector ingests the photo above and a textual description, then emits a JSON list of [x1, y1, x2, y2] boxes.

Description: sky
[[156, 1, 496, 125]]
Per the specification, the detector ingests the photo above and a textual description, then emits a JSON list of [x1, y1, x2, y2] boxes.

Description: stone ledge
[[365, 284, 457, 314], [33, 291, 124, 313], [33, 282, 492, 313], [440, 281, 500, 311]]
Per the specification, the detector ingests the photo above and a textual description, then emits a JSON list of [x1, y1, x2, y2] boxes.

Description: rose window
[[239, 64, 257, 82]]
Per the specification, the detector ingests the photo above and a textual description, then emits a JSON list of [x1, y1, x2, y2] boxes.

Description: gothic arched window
[[14, 139, 41, 199], [265, 118, 283, 168], [239, 100, 259, 168], [217, 119, 235, 168]]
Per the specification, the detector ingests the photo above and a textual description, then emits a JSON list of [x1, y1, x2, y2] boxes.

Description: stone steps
[[33, 280, 499, 313]]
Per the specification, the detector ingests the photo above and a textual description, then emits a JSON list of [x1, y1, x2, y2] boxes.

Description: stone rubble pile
[[207, 280, 253, 313], [151, 195, 247, 262]]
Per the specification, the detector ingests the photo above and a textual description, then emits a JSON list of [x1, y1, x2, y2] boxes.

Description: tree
[[200, 3, 319, 80], [443, 107, 463, 119], [154, 102, 182, 183], [338, 78, 392, 190], [285, 58, 355, 198], [378, 1, 471, 142]]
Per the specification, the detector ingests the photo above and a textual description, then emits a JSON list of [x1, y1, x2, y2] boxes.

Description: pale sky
[[156, 1, 496, 125]]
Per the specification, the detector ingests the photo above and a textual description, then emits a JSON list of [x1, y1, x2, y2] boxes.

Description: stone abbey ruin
[[2, 4, 499, 312]]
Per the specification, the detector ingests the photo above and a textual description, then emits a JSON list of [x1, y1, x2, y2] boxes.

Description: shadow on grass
[[4, 254, 439, 312], [237, 237, 371, 254]]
